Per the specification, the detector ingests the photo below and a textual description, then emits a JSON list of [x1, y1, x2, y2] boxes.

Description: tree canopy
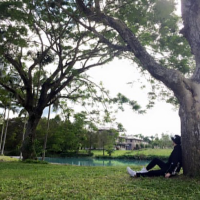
[[0, 0, 142, 159]]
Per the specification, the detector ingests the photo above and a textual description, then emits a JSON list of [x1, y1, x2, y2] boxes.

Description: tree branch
[[57, 2, 129, 52], [181, 0, 200, 82], [0, 81, 25, 106], [75, 0, 188, 100]]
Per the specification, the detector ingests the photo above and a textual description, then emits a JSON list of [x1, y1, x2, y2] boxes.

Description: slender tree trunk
[[0, 107, 6, 152], [89, 132, 92, 154], [21, 111, 42, 160], [103, 141, 104, 156], [20, 116, 27, 160], [42, 104, 51, 161], [1, 109, 10, 155]]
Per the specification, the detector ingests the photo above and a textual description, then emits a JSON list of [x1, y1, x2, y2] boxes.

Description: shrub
[[105, 145, 115, 156], [140, 144, 144, 149], [22, 159, 48, 164]]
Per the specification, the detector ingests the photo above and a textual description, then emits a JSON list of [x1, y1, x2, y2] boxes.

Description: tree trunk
[[20, 117, 27, 160], [179, 92, 200, 176], [1, 109, 10, 155], [42, 104, 51, 161], [0, 107, 6, 151], [103, 141, 105, 156], [89, 132, 92, 154], [21, 111, 42, 160]]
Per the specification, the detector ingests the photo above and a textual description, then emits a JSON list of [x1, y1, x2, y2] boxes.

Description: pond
[[41, 157, 149, 167]]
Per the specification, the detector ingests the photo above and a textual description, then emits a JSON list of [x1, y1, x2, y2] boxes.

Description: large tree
[[0, 0, 125, 159], [67, 0, 200, 175], [0, 0, 141, 160]]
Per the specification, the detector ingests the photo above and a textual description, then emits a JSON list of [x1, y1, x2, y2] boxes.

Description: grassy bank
[[45, 149, 172, 160], [0, 155, 19, 162], [0, 161, 199, 199], [91, 149, 172, 160]]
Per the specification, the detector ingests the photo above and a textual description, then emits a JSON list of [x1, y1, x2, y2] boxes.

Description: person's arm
[[167, 147, 182, 174]]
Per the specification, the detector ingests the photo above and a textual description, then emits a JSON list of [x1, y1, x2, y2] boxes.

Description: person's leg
[[146, 158, 166, 171], [136, 169, 165, 177]]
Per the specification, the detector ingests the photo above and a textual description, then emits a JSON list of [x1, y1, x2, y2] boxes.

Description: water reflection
[[42, 157, 149, 166]]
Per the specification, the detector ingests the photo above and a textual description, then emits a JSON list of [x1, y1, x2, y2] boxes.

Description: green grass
[[0, 155, 19, 162], [0, 161, 200, 200], [91, 149, 172, 158]]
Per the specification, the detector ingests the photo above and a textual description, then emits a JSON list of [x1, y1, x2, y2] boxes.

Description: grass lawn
[[91, 149, 172, 158], [0, 160, 200, 200], [0, 156, 19, 162]]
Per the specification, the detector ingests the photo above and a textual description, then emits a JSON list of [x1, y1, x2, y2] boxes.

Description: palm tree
[[42, 98, 60, 161], [42, 104, 51, 161], [1, 107, 10, 155], [18, 109, 28, 159], [0, 100, 18, 155], [0, 91, 17, 155], [0, 106, 6, 151]]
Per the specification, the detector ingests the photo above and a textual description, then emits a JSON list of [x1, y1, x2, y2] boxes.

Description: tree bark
[[179, 0, 200, 175], [179, 105, 200, 176], [177, 79, 200, 175]]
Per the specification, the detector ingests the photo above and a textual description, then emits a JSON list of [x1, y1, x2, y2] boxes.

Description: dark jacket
[[166, 145, 182, 174]]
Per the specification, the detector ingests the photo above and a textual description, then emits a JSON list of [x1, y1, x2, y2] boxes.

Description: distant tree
[[39, 115, 63, 155], [159, 133, 173, 148], [98, 128, 119, 156], [85, 122, 98, 153], [105, 144, 115, 156], [0, 89, 10, 151], [0, 91, 18, 155], [143, 136, 151, 144], [140, 143, 144, 149], [134, 134, 144, 139], [1, 117, 24, 155], [151, 134, 160, 149], [117, 123, 126, 133]]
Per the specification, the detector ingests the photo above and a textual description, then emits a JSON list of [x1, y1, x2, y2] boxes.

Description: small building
[[115, 135, 144, 150]]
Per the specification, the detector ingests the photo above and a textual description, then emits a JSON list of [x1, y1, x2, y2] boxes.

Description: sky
[[86, 58, 181, 137], [41, 58, 180, 137], [40, 58, 180, 137]]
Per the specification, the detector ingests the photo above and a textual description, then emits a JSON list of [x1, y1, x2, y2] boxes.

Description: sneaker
[[137, 167, 148, 173], [127, 167, 136, 177]]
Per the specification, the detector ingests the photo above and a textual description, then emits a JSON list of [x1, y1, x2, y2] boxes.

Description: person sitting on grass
[[127, 135, 182, 178]]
